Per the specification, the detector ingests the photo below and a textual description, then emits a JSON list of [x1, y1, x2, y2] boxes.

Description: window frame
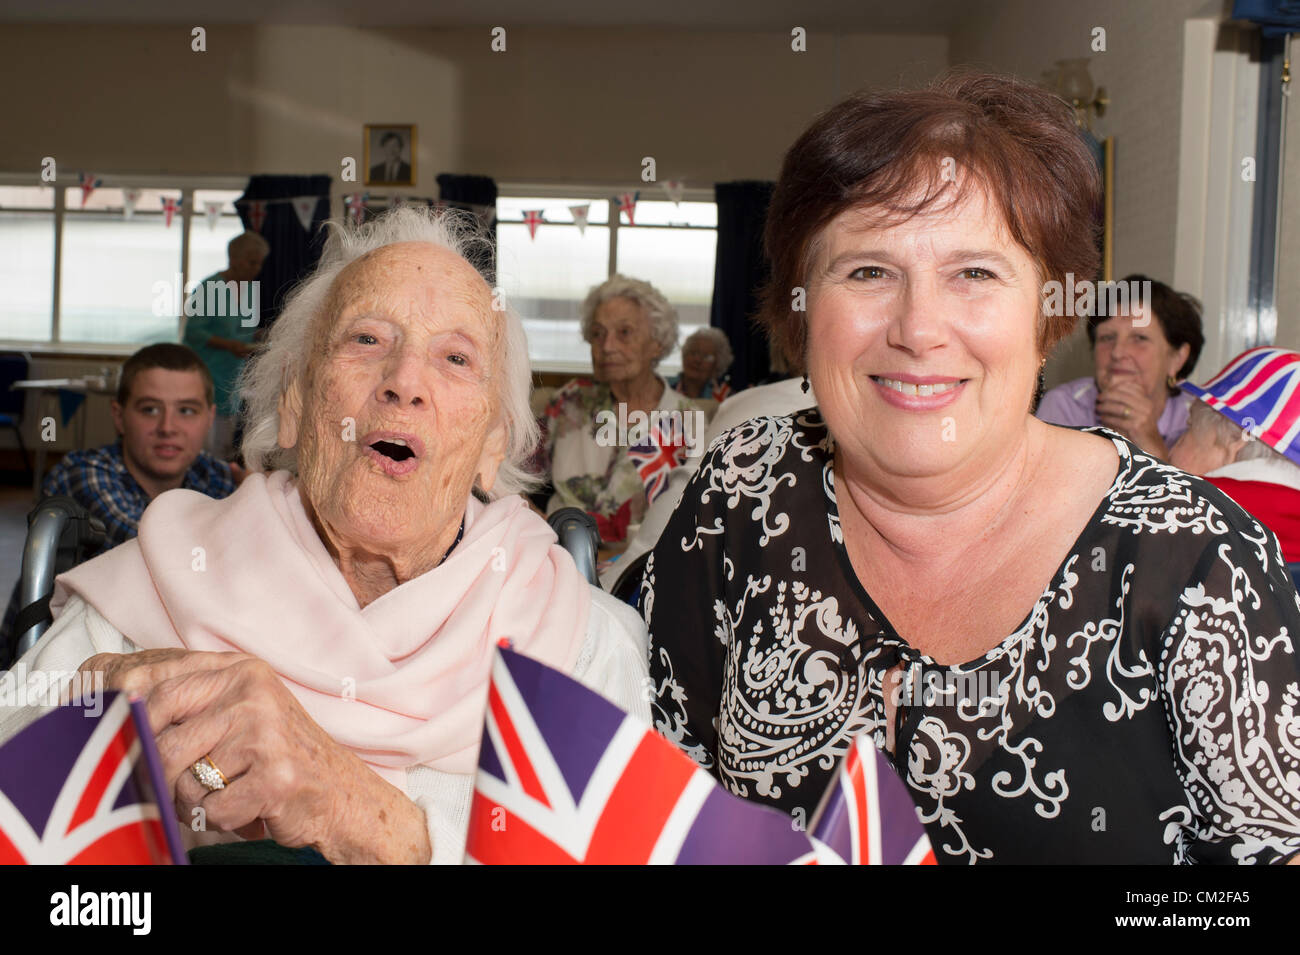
[[495, 182, 718, 375], [0, 171, 247, 354]]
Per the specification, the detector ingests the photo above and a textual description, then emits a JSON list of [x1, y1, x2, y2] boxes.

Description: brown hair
[[117, 343, 214, 406], [758, 69, 1101, 363], [1086, 273, 1205, 394]]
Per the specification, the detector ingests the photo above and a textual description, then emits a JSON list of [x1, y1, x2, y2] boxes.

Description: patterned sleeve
[[640, 442, 732, 774], [1159, 507, 1300, 864]]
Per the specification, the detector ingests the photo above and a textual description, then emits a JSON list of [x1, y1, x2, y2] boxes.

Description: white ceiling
[[0, 0, 981, 32]]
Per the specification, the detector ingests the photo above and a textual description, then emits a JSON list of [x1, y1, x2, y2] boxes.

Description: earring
[[1167, 375, 1178, 389], [801, 374, 810, 394]]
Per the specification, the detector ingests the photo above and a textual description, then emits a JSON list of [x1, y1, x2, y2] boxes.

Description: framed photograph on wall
[[364, 124, 417, 187]]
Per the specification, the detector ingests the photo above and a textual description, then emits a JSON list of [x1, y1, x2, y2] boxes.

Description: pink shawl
[[50, 471, 590, 783]]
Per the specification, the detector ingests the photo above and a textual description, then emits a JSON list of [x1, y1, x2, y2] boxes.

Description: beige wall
[[949, 0, 1213, 389], [0, 25, 946, 190]]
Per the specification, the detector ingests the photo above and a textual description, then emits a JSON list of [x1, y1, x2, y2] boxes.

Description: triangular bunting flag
[[291, 196, 319, 232], [121, 188, 142, 221], [616, 191, 639, 225], [569, 203, 590, 235], [245, 200, 267, 233], [521, 209, 545, 240], [203, 201, 223, 231], [344, 192, 369, 226], [78, 172, 102, 209], [160, 196, 180, 228], [662, 180, 685, 204]]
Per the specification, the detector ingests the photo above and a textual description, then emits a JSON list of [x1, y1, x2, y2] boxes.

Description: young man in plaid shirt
[[2, 344, 240, 664]]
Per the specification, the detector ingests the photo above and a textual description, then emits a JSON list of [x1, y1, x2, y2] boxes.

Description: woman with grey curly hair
[[3, 206, 648, 864], [536, 273, 698, 541], [671, 326, 735, 402]]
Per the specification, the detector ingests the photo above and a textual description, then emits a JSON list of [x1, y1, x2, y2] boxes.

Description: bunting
[[203, 201, 224, 231], [616, 191, 639, 226], [662, 180, 685, 204], [121, 188, 142, 221], [160, 196, 180, 228], [521, 209, 545, 240], [344, 192, 369, 225], [78, 172, 102, 209], [244, 200, 267, 233], [569, 203, 591, 235]]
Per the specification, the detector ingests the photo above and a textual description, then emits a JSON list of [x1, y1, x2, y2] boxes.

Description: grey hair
[[238, 205, 539, 500], [229, 230, 270, 258], [1186, 399, 1300, 472], [580, 274, 679, 366], [684, 326, 734, 376]]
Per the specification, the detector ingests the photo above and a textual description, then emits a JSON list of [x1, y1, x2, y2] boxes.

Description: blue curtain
[[236, 174, 332, 329], [1232, 0, 1300, 36], [711, 181, 775, 391]]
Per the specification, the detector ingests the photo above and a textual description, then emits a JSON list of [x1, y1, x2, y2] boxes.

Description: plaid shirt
[[37, 443, 235, 555], [2, 443, 236, 661]]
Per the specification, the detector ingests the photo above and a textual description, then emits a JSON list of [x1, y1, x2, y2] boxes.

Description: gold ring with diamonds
[[191, 756, 228, 792]]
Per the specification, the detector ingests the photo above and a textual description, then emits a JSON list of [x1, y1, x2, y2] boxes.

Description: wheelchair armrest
[[547, 507, 600, 587], [14, 496, 105, 661]]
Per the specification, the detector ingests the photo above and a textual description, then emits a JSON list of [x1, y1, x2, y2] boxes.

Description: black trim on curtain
[[437, 173, 498, 283], [236, 174, 332, 330], [711, 181, 775, 391]]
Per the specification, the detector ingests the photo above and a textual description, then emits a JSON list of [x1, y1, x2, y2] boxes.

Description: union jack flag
[[616, 191, 638, 225], [244, 199, 268, 233], [465, 646, 935, 865], [627, 419, 687, 503], [78, 172, 101, 208], [344, 192, 369, 225], [160, 196, 181, 228], [521, 209, 545, 239], [0, 692, 184, 864], [1182, 347, 1300, 467]]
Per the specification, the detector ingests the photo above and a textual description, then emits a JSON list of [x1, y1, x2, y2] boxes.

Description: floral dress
[[535, 378, 696, 540], [642, 408, 1300, 864]]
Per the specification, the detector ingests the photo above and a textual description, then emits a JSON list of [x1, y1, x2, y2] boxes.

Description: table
[[10, 376, 117, 495]]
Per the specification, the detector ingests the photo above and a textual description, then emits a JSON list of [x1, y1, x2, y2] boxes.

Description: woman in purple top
[[1036, 275, 1203, 459]]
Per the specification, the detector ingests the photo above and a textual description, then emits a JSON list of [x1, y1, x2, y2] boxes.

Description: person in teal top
[[183, 230, 270, 456]]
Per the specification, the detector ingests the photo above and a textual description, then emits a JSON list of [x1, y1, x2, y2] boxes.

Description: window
[[0, 186, 55, 342], [0, 176, 248, 348], [496, 189, 716, 373], [59, 187, 182, 344]]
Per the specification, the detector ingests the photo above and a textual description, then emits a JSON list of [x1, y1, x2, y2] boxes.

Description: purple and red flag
[[465, 645, 935, 865], [0, 692, 185, 864]]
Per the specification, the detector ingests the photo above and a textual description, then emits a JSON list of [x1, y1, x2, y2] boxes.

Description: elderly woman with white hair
[[671, 326, 735, 402], [0, 207, 649, 864], [535, 274, 696, 541], [1170, 347, 1300, 581]]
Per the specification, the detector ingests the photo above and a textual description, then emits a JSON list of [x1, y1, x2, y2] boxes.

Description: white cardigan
[[0, 588, 651, 865]]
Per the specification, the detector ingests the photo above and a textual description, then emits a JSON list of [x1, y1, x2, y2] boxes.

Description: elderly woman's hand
[[82, 651, 431, 864], [1095, 378, 1167, 456]]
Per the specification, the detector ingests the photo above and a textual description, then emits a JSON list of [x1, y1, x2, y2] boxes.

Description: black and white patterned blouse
[[641, 409, 1300, 864]]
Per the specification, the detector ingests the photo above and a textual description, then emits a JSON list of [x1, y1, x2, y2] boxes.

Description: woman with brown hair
[[641, 71, 1300, 864]]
